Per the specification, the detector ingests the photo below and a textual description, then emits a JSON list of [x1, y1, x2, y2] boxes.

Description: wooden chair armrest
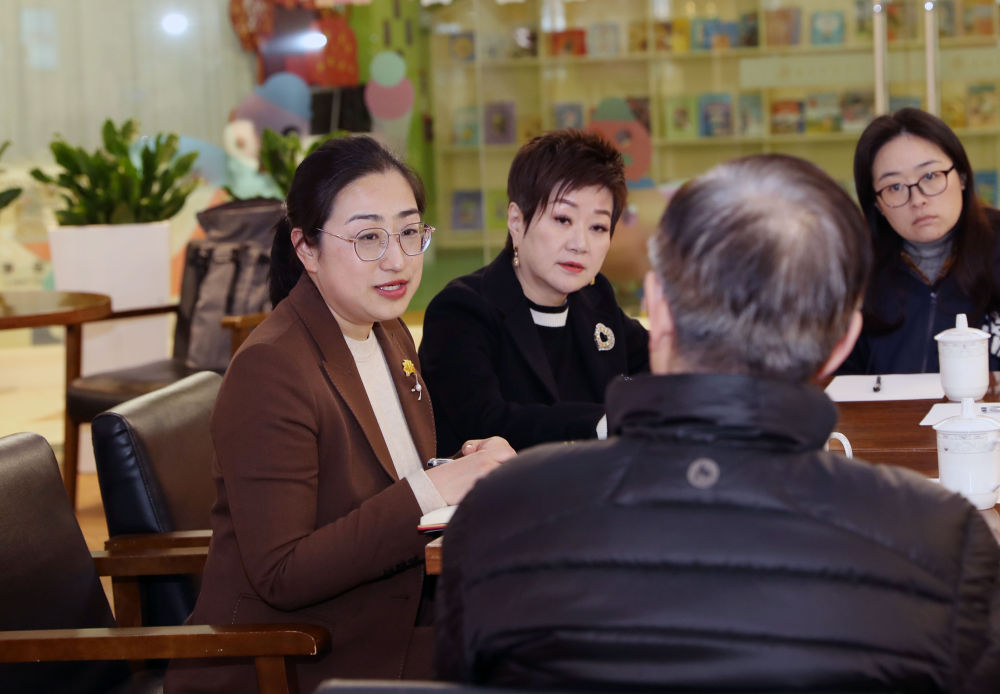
[[0, 623, 330, 694], [92, 544, 210, 628], [93, 304, 180, 322], [0, 623, 329, 662], [220, 312, 268, 330], [92, 545, 208, 577], [105, 529, 212, 551]]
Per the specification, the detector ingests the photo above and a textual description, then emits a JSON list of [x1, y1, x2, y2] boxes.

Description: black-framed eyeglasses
[[319, 222, 434, 262], [875, 166, 956, 208]]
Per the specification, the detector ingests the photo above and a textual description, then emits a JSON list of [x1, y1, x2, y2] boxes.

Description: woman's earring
[[513, 247, 520, 268]]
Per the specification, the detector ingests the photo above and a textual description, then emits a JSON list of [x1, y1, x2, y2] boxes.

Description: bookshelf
[[427, 0, 1000, 252]]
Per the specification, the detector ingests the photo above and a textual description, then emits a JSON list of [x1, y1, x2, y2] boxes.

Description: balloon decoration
[[364, 51, 414, 156]]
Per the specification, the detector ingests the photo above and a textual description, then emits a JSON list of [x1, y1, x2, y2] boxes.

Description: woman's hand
[[427, 439, 516, 505], [457, 436, 516, 460]]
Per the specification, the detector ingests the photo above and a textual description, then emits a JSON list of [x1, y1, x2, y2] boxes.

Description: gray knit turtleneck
[[902, 229, 955, 284]]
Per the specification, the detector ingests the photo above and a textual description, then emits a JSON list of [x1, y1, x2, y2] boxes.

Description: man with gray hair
[[435, 154, 1000, 692]]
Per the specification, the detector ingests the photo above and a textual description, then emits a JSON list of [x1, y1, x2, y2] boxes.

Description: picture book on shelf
[[889, 94, 921, 112], [664, 95, 698, 140], [448, 32, 475, 61], [628, 20, 649, 52], [886, 2, 918, 42], [738, 12, 759, 47], [485, 189, 509, 230], [967, 83, 999, 128], [650, 21, 670, 51], [737, 93, 764, 137], [587, 21, 621, 55], [841, 91, 874, 132], [963, 0, 995, 36], [936, 0, 957, 38], [810, 10, 845, 46], [690, 18, 716, 51], [671, 17, 691, 52], [765, 7, 801, 46], [509, 25, 539, 58], [770, 99, 805, 135], [707, 21, 740, 50], [941, 92, 967, 128], [854, 0, 873, 41], [483, 101, 516, 144], [451, 191, 483, 231], [698, 93, 733, 137], [549, 28, 587, 56], [975, 170, 999, 207], [451, 105, 479, 146], [553, 102, 585, 130], [805, 92, 842, 133]]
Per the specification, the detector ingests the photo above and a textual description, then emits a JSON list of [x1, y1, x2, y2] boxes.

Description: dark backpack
[[174, 198, 284, 372]]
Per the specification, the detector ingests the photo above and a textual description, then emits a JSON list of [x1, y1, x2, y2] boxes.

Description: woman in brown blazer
[[166, 136, 514, 694]]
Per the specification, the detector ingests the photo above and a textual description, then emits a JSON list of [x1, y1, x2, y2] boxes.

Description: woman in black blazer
[[420, 130, 649, 456]]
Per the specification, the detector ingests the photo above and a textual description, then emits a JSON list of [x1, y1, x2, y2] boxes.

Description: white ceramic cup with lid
[[933, 397, 1000, 510], [935, 313, 990, 402]]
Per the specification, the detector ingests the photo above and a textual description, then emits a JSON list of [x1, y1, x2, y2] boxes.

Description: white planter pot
[[48, 222, 172, 471]]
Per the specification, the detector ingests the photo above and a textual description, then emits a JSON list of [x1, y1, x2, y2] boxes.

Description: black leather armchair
[[62, 197, 282, 509], [91, 371, 222, 628], [0, 432, 327, 694]]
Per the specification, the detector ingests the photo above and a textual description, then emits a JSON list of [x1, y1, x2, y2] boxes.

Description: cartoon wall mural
[[364, 50, 414, 157], [588, 96, 654, 189]]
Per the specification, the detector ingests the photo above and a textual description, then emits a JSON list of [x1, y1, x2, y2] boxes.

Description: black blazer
[[419, 250, 649, 456]]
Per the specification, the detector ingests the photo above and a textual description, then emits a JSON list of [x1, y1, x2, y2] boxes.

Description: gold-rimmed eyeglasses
[[319, 222, 434, 262], [875, 165, 956, 208]]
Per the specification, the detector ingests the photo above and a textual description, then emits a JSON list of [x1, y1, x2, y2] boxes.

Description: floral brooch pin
[[402, 359, 422, 400], [594, 323, 615, 351]]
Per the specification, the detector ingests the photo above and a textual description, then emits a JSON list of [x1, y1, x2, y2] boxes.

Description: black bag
[[174, 198, 284, 372]]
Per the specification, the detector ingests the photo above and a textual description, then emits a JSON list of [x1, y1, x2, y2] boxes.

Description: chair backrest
[[0, 432, 131, 693], [91, 370, 223, 626]]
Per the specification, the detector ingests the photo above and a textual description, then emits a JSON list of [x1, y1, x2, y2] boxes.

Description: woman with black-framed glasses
[[166, 136, 515, 694], [839, 107, 1000, 375]]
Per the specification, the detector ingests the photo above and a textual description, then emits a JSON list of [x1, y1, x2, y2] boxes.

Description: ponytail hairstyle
[[268, 136, 426, 306]]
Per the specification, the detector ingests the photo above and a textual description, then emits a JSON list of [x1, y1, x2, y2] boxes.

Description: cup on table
[[936, 313, 990, 402], [934, 398, 1000, 510], [824, 432, 852, 458]]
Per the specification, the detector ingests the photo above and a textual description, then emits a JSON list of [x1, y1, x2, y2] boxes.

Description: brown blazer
[[166, 275, 437, 694]]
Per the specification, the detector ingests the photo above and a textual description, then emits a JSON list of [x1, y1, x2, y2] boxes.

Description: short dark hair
[[268, 136, 425, 306], [853, 108, 998, 324], [649, 154, 872, 381], [503, 129, 627, 253]]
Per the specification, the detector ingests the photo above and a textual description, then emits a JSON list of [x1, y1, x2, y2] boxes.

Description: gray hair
[[648, 154, 872, 381]]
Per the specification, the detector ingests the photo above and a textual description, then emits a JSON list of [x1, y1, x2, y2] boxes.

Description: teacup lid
[[933, 398, 1000, 432], [935, 313, 989, 343]]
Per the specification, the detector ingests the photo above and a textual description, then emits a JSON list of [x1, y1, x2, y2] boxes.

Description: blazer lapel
[[483, 254, 560, 400], [289, 277, 399, 481], [376, 321, 436, 462]]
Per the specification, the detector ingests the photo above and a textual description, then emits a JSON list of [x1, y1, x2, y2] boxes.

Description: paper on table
[[919, 402, 1000, 426], [825, 374, 944, 402], [418, 505, 457, 532]]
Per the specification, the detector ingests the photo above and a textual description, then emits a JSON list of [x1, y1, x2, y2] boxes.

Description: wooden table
[[0, 291, 112, 500], [425, 392, 1000, 574]]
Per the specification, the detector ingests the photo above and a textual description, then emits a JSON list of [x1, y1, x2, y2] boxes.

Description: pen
[[873, 375, 882, 393], [981, 406, 1000, 413], [426, 457, 454, 468]]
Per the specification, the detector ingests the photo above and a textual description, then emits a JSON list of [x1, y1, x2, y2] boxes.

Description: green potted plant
[[30, 119, 198, 224], [29, 118, 202, 388], [257, 128, 342, 198], [0, 141, 22, 212]]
